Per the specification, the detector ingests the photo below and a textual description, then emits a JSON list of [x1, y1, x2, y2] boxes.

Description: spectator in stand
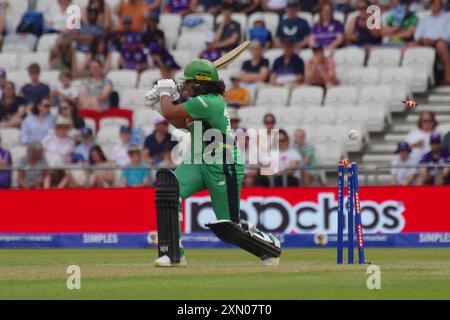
[[274, 0, 310, 49], [75, 128, 96, 161], [52, 71, 79, 107], [115, 0, 149, 33], [21, 64, 51, 108], [165, 0, 192, 14], [293, 128, 316, 186], [0, 69, 6, 99], [111, 125, 132, 167], [58, 99, 85, 130], [419, 134, 450, 185], [83, 0, 113, 32], [199, 31, 222, 62], [381, 0, 418, 46], [0, 82, 26, 128], [304, 44, 339, 88], [270, 38, 305, 86], [120, 145, 150, 187], [72, 3, 107, 53], [17, 142, 51, 189], [141, 16, 165, 49], [0, 134, 12, 189], [274, 129, 302, 186], [345, 0, 382, 47], [262, 0, 288, 14], [43, 0, 73, 33], [240, 41, 270, 84], [405, 111, 438, 163], [113, 16, 135, 51], [145, 0, 162, 17], [58, 153, 88, 188], [225, 74, 251, 108], [390, 141, 417, 185], [258, 113, 279, 176], [80, 36, 112, 77], [143, 116, 177, 165], [226, 0, 261, 14], [78, 59, 113, 111], [309, 3, 344, 53], [299, 0, 320, 13], [0, 0, 7, 47], [212, 2, 241, 53], [42, 116, 75, 163], [228, 108, 242, 131], [20, 97, 56, 145], [190, 0, 222, 14], [119, 33, 148, 73], [413, 0, 450, 85], [49, 36, 77, 78], [248, 18, 273, 50], [88, 145, 114, 187]]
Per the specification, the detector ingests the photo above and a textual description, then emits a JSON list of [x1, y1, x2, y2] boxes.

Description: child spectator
[[83, 0, 113, 32], [0, 134, 12, 189], [294, 128, 316, 186], [80, 36, 112, 76], [49, 35, 77, 78], [240, 41, 270, 84], [111, 125, 132, 167], [72, 3, 107, 52], [199, 31, 222, 62], [390, 141, 417, 185], [120, 145, 150, 187], [248, 18, 273, 50], [212, 2, 241, 53], [17, 142, 51, 189], [270, 39, 305, 86], [0, 81, 26, 128], [42, 116, 75, 163], [309, 3, 344, 53], [381, 0, 418, 46], [58, 153, 88, 188], [115, 0, 150, 33], [52, 71, 79, 107], [79, 59, 113, 111], [419, 134, 450, 185], [304, 45, 339, 89], [88, 145, 114, 187], [120, 33, 148, 73], [345, 0, 382, 47], [225, 74, 251, 108], [21, 64, 51, 107], [143, 116, 177, 165], [275, 0, 310, 49], [58, 99, 85, 131], [20, 97, 56, 145], [75, 128, 96, 161]]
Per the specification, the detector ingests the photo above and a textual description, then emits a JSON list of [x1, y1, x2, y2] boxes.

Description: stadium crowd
[[0, 0, 450, 189]]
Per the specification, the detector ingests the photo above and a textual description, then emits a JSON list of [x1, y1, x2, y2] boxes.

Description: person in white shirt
[[42, 116, 75, 163], [273, 129, 302, 186], [390, 141, 418, 185], [111, 125, 131, 167], [44, 0, 73, 32], [404, 111, 438, 164]]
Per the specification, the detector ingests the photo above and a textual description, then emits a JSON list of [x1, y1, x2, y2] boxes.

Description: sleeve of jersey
[[183, 96, 211, 120]]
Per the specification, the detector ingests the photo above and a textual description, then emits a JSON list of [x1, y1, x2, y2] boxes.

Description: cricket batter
[[145, 59, 281, 267]]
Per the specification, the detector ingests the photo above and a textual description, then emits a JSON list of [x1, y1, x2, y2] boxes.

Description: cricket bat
[[213, 40, 251, 70]]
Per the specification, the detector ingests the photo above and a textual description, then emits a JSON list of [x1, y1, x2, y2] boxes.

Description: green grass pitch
[[0, 248, 449, 299]]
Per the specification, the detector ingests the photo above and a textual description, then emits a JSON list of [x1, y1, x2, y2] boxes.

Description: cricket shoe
[[154, 255, 188, 267]]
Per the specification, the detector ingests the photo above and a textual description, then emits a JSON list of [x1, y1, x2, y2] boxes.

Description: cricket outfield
[[0, 248, 449, 299]]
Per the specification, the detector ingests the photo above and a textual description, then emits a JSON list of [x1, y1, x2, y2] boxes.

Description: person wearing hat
[[274, 0, 310, 49], [390, 141, 417, 185], [42, 116, 75, 163], [304, 44, 339, 89], [75, 128, 96, 161], [419, 134, 450, 185], [120, 145, 150, 187], [143, 115, 177, 165], [211, 2, 241, 53], [270, 38, 305, 86], [115, 0, 150, 33], [225, 74, 251, 108], [199, 31, 222, 62], [146, 58, 280, 267], [111, 125, 132, 167]]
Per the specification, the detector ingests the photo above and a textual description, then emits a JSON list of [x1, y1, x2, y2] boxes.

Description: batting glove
[[157, 79, 177, 98]]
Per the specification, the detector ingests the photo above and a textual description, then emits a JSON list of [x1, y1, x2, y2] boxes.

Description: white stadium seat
[[367, 48, 401, 69], [0, 128, 20, 149], [107, 70, 138, 90], [324, 86, 358, 107], [290, 86, 324, 107], [379, 67, 413, 112], [19, 52, 51, 71], [359, 86, 393, 131], [180, 13, 214, 34], [334, 47, 365, 68], [159, 14, 182, 50], [170, 49, 197, 68], [176, 31, 206, 51], [138, 69, 161, 89], [110, 51, 122, 70], [6, 71, 29, 89], [36, 34, 59, 52], [303, 106, 336, 124], [120, 89, 148, 111], [96, 126, 122, 145], [83, 118, 97, 134], [255, 87, 290, 106], [217, 13, 247, 40], [402, 47, 436, 90], [0, 53, 18, 71], [270, 107, 302, 127], [299, 49, 313, 62], [344, 11, 359, 33], [2, 34, 38, 53], [133, 109, 161, 127], [238, 107, 268, 128], [297, 12, 314, 27], [343, 67, 380, 87], [99, 117, 129, 130], [40, 71, 61, 87]]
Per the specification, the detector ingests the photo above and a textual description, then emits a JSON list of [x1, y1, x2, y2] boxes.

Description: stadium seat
[[343, 67, 380, 87], [176, 31, 206, 51], [248, 12, 279, 36], [96, 126, 122, 145], [379, 67, 413, 112], [0, 53, 18, 71], [324, 86, 358, 107], [120, 89, 148, 111], [255, 87, 290, 106], [290, 86, 324, 107], [133, 108, 161, 127], [367, 48, 401, 69], [46, 153, 64, 167], [19, 52, 51, 71], [170, 49, 197, 68], [315, 136, 345, 166], [83, 118, 97, 134], [180, 13, 214, 34], [303, 106, 336, 124], [0, 128, 20, 149], [9, 145, 26, 165], [402, 47, 436, 89], [265, 48, 284, 66], [107, 70, 138, 90], [344, 10, 359, 33], [110, 51, 121, 70], [297, 12, 314, 27], [97, 142, 116, 159], [270, 107, 302, 127], [333, 47, 365, 68], [2, 34, 38, 53], [238, 106, 268, 128], [6, 71, 29, 89], [36, 34, 59, 52], [40, 71, 60, 87], [159, 14, 182, 50], [99, 117, 130, 130], [299, 49, 313, 63], [359, 85, 393, 131], [217, 12, 247, 40], [138, 69, 161, 89]]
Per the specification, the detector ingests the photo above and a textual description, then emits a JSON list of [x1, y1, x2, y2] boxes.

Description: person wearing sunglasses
[[404, 111, 438, 163], [20, 97, 56, 145]]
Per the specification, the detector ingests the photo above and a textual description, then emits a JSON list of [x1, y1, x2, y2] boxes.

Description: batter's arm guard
[[206, 220, 281, 260], [155, 168, 181, 263]]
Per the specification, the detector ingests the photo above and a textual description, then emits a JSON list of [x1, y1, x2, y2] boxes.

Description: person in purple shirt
[[165, 0, 192, 15], [199, 31, 222, 62], [120, 32, 148, 72], [0, 135, 12, 188], [309, 3, 344, 52], [419, 133, 450, 185]]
